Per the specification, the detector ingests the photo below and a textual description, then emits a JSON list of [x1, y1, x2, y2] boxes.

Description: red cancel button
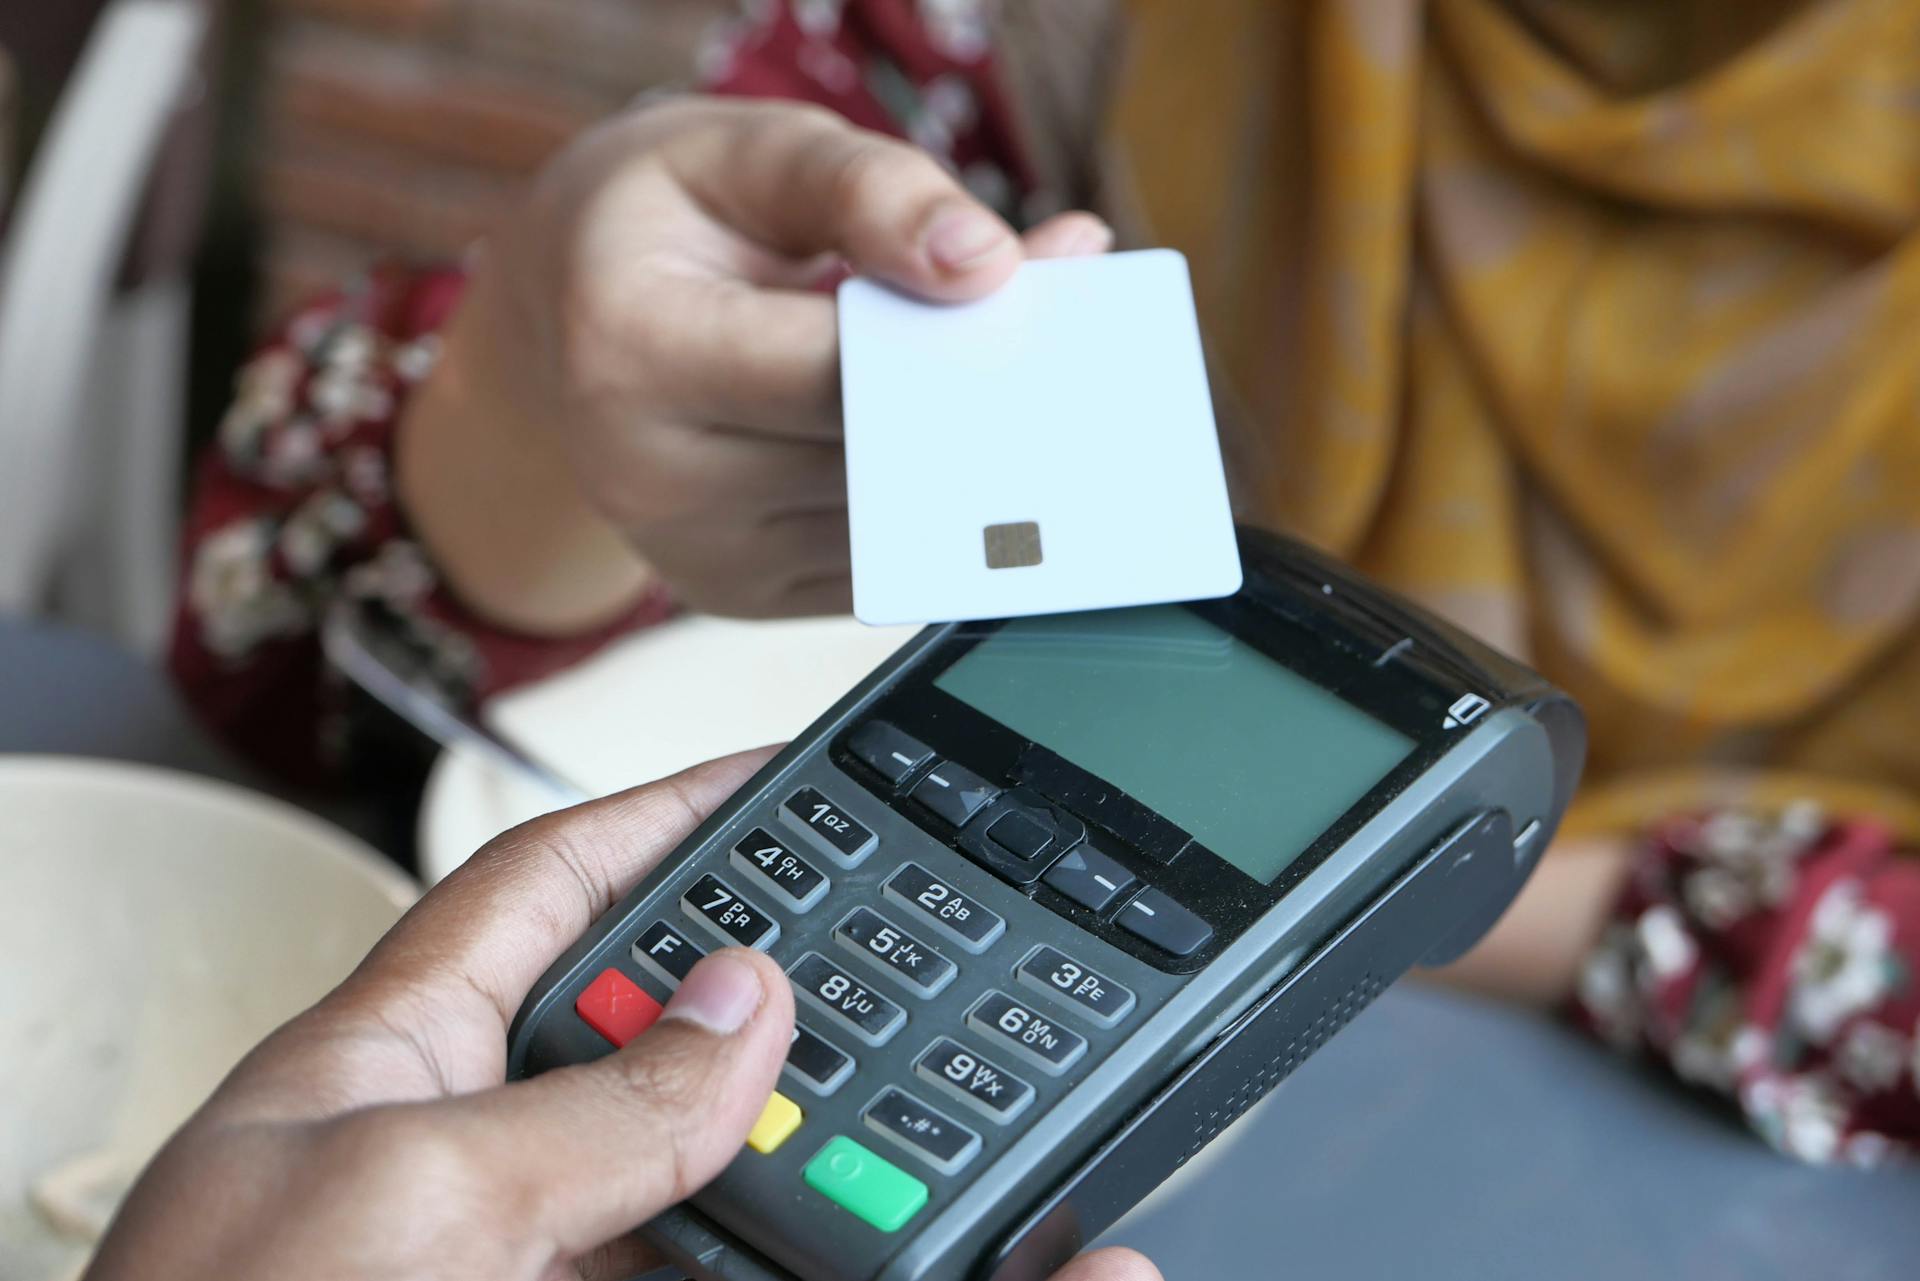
[[574, 968, 663, 1047]]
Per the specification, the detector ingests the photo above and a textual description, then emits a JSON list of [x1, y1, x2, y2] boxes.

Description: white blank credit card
[[838, 249, 1242, 626]]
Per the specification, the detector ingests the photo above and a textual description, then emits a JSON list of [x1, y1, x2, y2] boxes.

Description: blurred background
[[0, 0, 720, 650]]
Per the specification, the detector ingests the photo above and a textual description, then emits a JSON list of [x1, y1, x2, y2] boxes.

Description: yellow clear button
[[748, 1091, 804, 1154]]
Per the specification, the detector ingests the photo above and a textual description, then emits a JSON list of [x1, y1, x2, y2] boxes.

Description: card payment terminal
[[507, 527, 1585, 1281]]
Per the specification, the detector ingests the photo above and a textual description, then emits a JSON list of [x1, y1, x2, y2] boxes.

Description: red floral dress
[[170, 0, 1920, 1165]]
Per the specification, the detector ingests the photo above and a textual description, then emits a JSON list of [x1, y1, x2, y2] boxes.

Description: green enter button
[[802, 1136, 929, 1232]]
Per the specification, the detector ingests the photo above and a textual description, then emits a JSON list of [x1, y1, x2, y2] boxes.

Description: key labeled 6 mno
[[968, 991, 1086, 1074]]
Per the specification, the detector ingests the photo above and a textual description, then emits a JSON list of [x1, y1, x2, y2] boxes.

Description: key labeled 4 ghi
[[729, 827, 829, 912]]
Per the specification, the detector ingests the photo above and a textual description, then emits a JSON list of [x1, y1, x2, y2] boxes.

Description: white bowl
[[0, 757, 416, 1280]]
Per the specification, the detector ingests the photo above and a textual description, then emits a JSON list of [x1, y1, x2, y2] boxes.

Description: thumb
[[448, 949, 795, 1255], [673, 101, 1021, 301]]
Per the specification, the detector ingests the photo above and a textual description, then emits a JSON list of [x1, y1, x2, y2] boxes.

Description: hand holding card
[[838, 249, 1242, 626]]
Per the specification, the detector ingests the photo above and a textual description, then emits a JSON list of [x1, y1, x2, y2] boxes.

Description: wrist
[[396, 257, 657, 636]]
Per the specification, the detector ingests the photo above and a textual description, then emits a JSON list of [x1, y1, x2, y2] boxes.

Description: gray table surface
[[1102, 986, 1920, 1279], [7, 616, 1918, 1280]]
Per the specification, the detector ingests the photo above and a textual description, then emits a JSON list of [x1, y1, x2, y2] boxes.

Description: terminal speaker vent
[[1176, 970, 1386, 1167]]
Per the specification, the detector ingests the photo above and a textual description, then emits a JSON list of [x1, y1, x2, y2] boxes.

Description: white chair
[[0, 0, 209, 654]]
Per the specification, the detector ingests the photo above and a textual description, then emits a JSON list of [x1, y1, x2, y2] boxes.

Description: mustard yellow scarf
[[1113, 0, 1920, 838]]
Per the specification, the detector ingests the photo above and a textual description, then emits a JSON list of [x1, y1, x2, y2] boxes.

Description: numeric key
[[914, 1037, 1034, 1123], [968, 991, 1086, 1074], [780, 788, 878, 866], [1016, 946, 1134, 1026], [729, 827, 828, 911], [785, 1025, 855, 1096], [681, 874, 779, 949], [789, 952, 906, 1045], [883, 863, 1004, 952], [834, 908, 955, 997]]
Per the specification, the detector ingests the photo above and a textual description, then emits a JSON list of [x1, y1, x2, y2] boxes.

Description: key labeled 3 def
[[1016, 945, 1134, 1026]]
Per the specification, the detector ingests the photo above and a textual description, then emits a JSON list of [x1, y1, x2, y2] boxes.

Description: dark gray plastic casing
[[507, 532, 1584, 1281]]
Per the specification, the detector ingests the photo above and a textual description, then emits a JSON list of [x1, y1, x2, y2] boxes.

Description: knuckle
[[748, 97, 844, 142], [316, 1109, 473, 1198], [825, 141, 908, 229], [150, 1121, 270, 1203], [615, 287, 684, 360], [608, 1030, 714, 1107], [553, 277, 637, 393], [548, 246, 670, 387], [550, 297, 615, 402], [735, 577, 801, 620], [528, 827, 622, 924], [677, 568, 783, 620], [600, 1047, 714, 1198], [485, 816, 620, 924], [311, 1110, 522, 1258], [609, 461, 694, 531], [783, 99, 846, 131], [627, 92, 703, 132]]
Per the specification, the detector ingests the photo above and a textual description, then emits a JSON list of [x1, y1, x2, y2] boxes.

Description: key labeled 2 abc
[[883, 863, 1004, 952]]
